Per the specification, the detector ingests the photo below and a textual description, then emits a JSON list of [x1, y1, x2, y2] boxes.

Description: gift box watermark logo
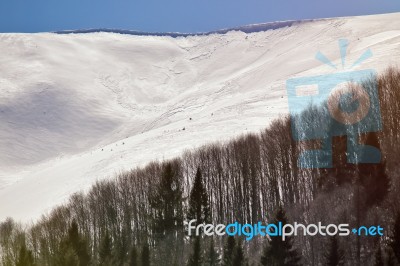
[[286, 39, 382, 168]]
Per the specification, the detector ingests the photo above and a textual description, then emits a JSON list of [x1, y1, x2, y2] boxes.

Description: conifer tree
[[188, 167, 210, 226], [233, 241, 245, 266], [16, 242, 35, 266], [386, 248, 398, 266], [128, 246, 138, 266], [260, 206, 302, 266], [150, 162, 183, 235], [358, 133, 390, 207], [141, 243, 150, 266], [99, 231, 113, 266], [324, 236, 344, 266], [223, 236, 236, 266], [374, 245, 384, 266], [58, 220, 90, 266], [187, 236, 202, 266], [205, 238, 220, 266], [56, 245, 79, 266], [389, 211, 400, 263], [186, 167, 211, 266], [150, 162, 184, 264]]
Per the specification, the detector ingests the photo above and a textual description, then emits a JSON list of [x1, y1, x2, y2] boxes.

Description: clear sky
[[0, 0, 399, 33]]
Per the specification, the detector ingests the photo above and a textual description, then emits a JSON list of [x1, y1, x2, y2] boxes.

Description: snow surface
[[0, 13, 399, 222]]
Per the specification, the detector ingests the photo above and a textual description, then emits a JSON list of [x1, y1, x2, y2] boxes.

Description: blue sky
[[0, 0, 399, 33]]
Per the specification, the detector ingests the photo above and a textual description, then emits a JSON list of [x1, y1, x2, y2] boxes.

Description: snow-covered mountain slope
[[1, 13, 399, 222]]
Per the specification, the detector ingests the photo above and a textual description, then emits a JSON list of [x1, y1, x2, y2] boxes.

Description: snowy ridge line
[[54, 19, 322, 37]]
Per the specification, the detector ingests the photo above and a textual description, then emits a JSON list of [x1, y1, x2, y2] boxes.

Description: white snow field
[[0, 13, 399, 222]]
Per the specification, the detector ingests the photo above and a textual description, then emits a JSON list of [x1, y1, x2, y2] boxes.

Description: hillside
[[0, 12, 399, 222]]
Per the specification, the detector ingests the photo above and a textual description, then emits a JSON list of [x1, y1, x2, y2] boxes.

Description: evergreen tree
[[186, 167, 211, 266], [53, 240, 79, 266], [188, 167, 210, 226], [141, 243, 150, 266], [16, 242, 35, 266], [389, 211, 400, 263], [324, 236, 344, 266], [150, 162, 183, 236], [150, 162, 184, 264], [222, 236, 236, 266], [58, 220, 90, 266], [128, 246, 138, 266], [187, 236, 202, 266], [99, 231, 113, 266], [114, 236, 129, 266], [386, 248, 398, 266], [233, 241, 245, 266], [358, 133, 390, 207], [260, 206, 302, 266], [205, 238, 220, 266], [374, 245, 384, 266]]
